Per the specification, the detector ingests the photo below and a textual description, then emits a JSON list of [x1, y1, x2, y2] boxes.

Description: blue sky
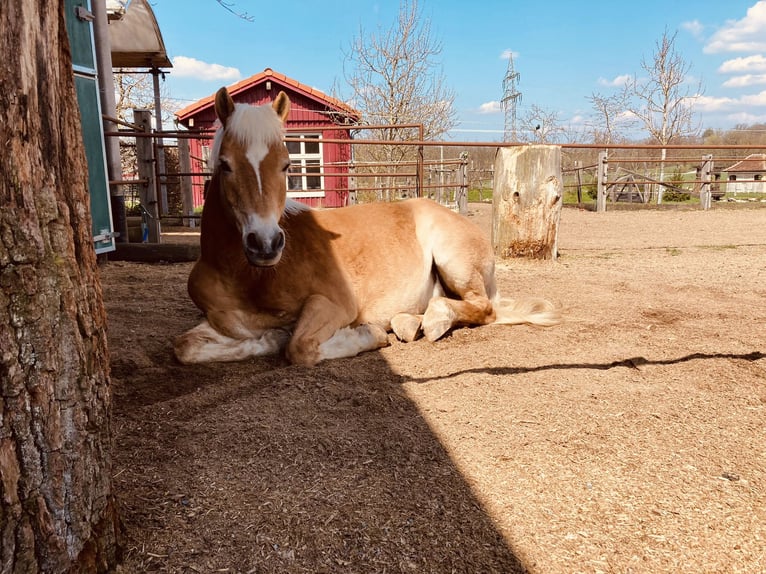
[[143, 0, 766, 141]]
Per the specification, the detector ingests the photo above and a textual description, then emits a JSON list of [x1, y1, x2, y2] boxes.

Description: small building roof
[[175, 67, 360, 123], [108, 0, 172, 68], [723, 153, 766, 173]]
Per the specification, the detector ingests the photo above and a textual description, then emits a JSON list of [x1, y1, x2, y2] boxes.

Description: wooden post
[[700, 154, 713, 210], [596, 150, 608, 212], [134, 109, 161, 243], [178, 138, 196, 228], [575, 160, 582, 203], [457, 152, 468, 214], [492, 145, 562, 260]]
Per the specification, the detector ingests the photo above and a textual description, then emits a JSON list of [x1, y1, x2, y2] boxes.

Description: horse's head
[[211, 87, 291, 267]]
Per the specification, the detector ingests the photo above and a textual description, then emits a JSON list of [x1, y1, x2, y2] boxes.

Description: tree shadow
[[108, 287, 531, 572], [401, 350, 766, 384]]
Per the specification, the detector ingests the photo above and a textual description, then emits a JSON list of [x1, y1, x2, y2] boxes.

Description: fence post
[[492, 145, 562, 260], [457, 152, 468, 214], [597, 150, 608, 212], [700, 154, 713, 210], [134, 109, 161, 243], [178, 138, 195, 228]]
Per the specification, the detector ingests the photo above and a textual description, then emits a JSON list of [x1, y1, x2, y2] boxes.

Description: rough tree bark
[[492, 146, 562, 260], [0, 3, 119, 572]]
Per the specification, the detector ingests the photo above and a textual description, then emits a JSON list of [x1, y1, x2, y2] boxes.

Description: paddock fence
[[103, 116, 766, 243]]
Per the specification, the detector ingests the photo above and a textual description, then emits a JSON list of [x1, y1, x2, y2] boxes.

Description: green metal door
[[65, 0, 115, 254]]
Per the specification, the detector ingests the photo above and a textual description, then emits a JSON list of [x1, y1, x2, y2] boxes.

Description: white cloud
[[722, 73, 766, 87], [478, 101, 502, 114], [724, 110, 766, 123], [693, 90, 766, 113], [597, 74, 631, 87], [695, 94, 738, 111], [740, 89, 766, 105], [172, 56, 241, 81], [681, 19, 704, 37], [704, 1, 766, 53], [719, 54, 766, 73], [500, 49, 519, 60], [568, 114, 586, 125]]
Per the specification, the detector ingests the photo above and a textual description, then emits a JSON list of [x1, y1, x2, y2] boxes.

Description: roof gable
[[176, 68, 360, 124], [723, 153, 766, 173]]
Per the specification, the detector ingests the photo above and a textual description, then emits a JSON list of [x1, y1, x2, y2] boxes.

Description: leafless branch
[[215, 0, 254, 22]]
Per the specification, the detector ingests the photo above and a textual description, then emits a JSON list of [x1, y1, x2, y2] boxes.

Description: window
[[286, 134, 324, 198]]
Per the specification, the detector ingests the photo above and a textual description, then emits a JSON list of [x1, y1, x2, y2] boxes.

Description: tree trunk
[[492, 146, 563, 260], [1, 3, 119, 572]]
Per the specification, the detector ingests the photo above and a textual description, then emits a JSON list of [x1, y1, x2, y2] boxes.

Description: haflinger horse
[[173, 87, 560, 366]]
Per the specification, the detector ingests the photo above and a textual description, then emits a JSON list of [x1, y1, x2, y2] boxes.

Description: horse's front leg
[[174, 319, 290, 364], [287, 294, 389, 366]]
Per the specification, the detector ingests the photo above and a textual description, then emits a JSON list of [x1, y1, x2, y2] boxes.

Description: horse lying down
[[173, 87, 560, 366]]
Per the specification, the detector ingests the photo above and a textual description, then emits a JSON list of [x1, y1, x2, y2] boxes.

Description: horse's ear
[[272, 91, 290, 123], [214, 87, 236, 126]]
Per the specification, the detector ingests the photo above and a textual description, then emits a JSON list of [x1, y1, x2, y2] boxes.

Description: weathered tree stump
[[492, 146, 563, 260]]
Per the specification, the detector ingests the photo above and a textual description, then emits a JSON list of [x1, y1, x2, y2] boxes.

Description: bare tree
[[519, 104, 565, 144], [113, 70, 180, 127], [588, 91, 632, 144], [343, 0, 456, 199], [623, 29, 702, 203]]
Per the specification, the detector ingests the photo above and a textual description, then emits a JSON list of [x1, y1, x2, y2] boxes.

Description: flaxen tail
[[492, 296, 561, 327]]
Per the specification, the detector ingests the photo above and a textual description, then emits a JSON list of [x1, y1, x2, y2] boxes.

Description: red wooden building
[[175, 68, 361, 208]]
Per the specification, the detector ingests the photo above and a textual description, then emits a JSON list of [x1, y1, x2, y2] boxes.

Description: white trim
[[287, 133, 325, 197]]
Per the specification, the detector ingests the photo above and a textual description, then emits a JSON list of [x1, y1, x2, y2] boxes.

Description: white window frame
[[286, 133, 325, 198]]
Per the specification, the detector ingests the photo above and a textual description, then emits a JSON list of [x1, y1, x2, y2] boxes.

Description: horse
[[173, 87, 560, 366]]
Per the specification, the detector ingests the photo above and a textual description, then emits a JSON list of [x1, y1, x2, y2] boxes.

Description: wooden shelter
[[176, 68, 361, 208]]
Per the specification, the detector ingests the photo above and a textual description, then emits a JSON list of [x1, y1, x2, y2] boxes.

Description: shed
[[175, 68, 361, 208], [720, 153, 766, 194]]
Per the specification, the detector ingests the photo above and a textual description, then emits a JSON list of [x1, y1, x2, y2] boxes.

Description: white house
[[721, 154, 766, 194]]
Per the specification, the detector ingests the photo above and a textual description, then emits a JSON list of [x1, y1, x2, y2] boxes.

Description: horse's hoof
[[367, 324, 391, 348], [422, 299, 456, 342], [286, 341, 321, 367], [391, 313, 422, 342]]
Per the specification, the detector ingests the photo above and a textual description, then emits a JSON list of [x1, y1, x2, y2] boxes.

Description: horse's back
[[291, 198, 495, 324]]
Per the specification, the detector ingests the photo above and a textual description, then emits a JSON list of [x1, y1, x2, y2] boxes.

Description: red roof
[[175, 67, 360, 122], [723, 153, 766, 173]]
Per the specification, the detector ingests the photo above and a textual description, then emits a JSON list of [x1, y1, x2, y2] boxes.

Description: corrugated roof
[[175, 68, 360, 122], [723, 153, 766, 173], [108, 0, 172, 68]]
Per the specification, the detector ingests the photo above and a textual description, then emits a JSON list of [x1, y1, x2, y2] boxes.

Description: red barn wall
[[181, 83, 355, 209]]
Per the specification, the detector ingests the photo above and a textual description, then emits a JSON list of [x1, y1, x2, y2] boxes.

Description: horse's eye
[[219, 158, 232, 173], [282, 161, 291, 173]]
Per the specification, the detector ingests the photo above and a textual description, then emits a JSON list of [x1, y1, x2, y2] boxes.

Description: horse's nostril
[[246, 232, 259, 250], [273, 230, 285, 252]]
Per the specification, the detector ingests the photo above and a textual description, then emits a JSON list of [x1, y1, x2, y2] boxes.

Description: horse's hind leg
[[422, 242, 497, 342], [422, 291, 495, 342]]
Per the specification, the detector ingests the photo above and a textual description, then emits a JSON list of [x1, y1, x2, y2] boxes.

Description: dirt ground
[[102, 203, 766, 574]]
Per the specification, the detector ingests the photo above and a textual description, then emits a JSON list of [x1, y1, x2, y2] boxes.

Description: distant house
[[175, 68, 361, 208], [720, 153, 766, 194]]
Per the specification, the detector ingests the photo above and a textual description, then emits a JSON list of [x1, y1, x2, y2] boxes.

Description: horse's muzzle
[[244, 229, 285, 267]]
